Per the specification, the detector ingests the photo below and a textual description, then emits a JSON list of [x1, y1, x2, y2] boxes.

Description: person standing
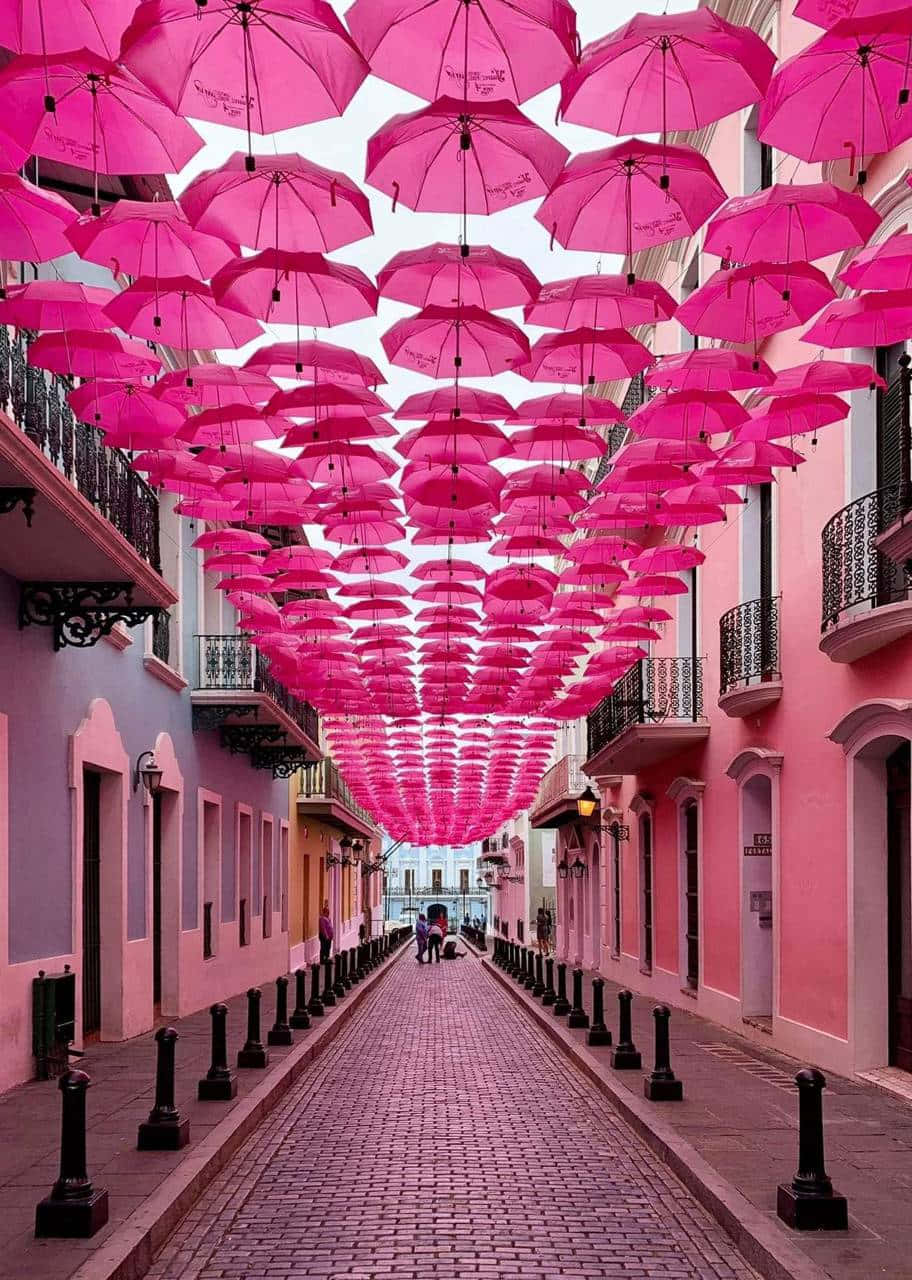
[[318, 901, 333, 963], [426, 917, 443, 964], [536, 907, 551, 957], [415, 913, 429, 964]]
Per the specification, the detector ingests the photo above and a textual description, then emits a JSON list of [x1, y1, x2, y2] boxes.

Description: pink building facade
[[545, 0, 912, 1084]]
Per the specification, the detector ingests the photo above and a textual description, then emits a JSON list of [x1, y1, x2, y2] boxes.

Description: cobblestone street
[[149, 952, 756, 1280]]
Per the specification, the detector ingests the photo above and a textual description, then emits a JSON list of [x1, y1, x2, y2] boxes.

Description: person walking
[[536, 907, 551, 957], [318, 902, 333, 963], [415, 912, 429, 964], [427, 917, 444, 964]]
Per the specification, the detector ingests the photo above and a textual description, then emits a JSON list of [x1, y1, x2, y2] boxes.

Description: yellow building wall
[[288, 805, 329, 948]]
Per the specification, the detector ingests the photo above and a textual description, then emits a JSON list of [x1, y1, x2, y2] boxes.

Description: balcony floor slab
[[718, 680, 783, 719], [585, 722, 710, 778], [819, 599, 912, 663]]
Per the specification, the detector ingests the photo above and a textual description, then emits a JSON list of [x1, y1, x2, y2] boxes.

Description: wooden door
[[685, 804, 699, 991], [887, 742, 912, 1070], [82, 770, 101, 1037]]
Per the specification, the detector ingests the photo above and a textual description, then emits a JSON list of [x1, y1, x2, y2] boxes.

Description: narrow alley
[[148, 951, 756, 1280]]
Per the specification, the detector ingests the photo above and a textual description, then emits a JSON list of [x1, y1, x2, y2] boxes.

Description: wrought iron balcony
[[585, 657, 708, 774], [192, 634, 320, 775], [718, 597, 782, 716], [298, 757, 378, 838], [0, 326, 161, 571], [820, 486, 912, 662], [529, 753, 589, 828], [386, 885, 489, 898]]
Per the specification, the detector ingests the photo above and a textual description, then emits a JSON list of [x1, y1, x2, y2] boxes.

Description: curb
[[71, 946, 408, 1280], [483, 958, 829, 1280]]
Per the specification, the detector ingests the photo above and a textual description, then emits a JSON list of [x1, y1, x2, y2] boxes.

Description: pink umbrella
[[154, 364, 277, 409], [68, 381, 183, 434], [676, 262, 836, 346], [704, 182, 880, 264], [211, 251, 377, 326], [758, 360, 884, 397], [0, 173, 77, 262], [716, 440, 805, 470], [535, 141, 726, 262], [395, 385, 514, 421], [628, 544, 705, 574], [794, 0, 888, 24], [382, 305, 530, 378], [269, 383, 390, 420], [378, 243, 539, 310], [332, 548, 408, 573], [524, 274, 676, 329], [365, 96, 569, 216], [737, 393, 849, 444], [193, 529, 272, 552], [0, 281, 115, 331], [397, 419, 512, 464], [0, 52, 203, 191], [758, 10, 912, 185], [293, 443, 397, 486], [627, 389, 748, 440], [839, 229, 912, 291], [612, 437, 717, 467], [402, 462, 502, 510], [802, 291, 912, 348], [509, 424, 604, 462], [177, 405, 285, 448], [120, 0, 368, 160], [27, 330, 162, 381], [179, 153, 373, 254], [645, 349, 774, 391], [0, 0, 135, 58], [509, 392, 623, 425], [67, 200, 236, 280], [347, 0, 577, 105], [104, 277, 262, 349], [244, 339, 384, 385], [520, 328, 652, 385], [413, 559, 487, 581], [284, 416, 394, 447], [560, 9, 774, 135]]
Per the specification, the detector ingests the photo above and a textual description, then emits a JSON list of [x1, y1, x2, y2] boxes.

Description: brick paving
[[149, 953, 758, 1280]]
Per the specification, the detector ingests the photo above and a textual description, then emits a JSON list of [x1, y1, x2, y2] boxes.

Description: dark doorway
[[427, 902, 448, 931], [641, 815, 653, 973], [152, 792, 163, 1010], [886, 742, 912, 1070], [684, 803, 699, 991], [82, 769, 101, 1038]]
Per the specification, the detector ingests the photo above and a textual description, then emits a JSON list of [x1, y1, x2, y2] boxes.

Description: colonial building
[[383, 840, 489, 927]]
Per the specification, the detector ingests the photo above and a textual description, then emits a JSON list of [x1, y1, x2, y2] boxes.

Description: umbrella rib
[[472, 0, 523, 101], [410, 121, 464, 208], [251, 14, 350, 115]]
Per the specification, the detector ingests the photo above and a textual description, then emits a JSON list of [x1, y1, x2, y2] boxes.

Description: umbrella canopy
[[0, 173, 78, 262], [179, 152, 373, 254], [154, 364, 277, 408], [676, 262, 836, 346], [27, 329, 161, 380], [520, 328, 652, 384], [68, 381, 183, 434], [0, 0, 135, 58], [646, 349, 774, 391], [758, 360, 884, 397], [244, 339, 384, 385], [704, 182, 880, 264], [120, 0, 368, 149], [211, 251, 378, 326], [365, 96, 569, 215], [395, 385, 514, 421], [104, 277, 262, 349], [524, 274, 676, 329], [627, 389, 748, 439], [382, 305, 530, 378], [758, 10, 912, 182], [839, 229, 912, 291], [536, 141, 726, 256], [66, 199, 237, 280], [560, 9, 775, 134], [0, 281, 115, 331], [378, 242, 539, 310], [509, 392, 624, 425], [802, 290, 912, 349], [0, 51, 203, 178]]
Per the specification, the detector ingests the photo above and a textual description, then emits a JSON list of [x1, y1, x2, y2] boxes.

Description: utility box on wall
[[32, 967, 76, 1080]]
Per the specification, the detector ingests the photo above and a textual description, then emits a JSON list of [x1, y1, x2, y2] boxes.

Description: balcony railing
[[532, 753, 587, 812], [298, 758, 376, 829], [387, 885, 488, 898], [719, 597, 779, 695], [152, 609, 171, 665], [196, 634, 319, 744], [0, 325, 161, 570], [821, 486, 912, 630], [587, 657, 704, 759]]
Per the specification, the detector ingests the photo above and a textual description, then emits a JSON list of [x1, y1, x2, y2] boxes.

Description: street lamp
[[557, 857, 569, 880], [576, 785, 598, 818], [570, 856, 586, 879], [132, 750, 163, 795]]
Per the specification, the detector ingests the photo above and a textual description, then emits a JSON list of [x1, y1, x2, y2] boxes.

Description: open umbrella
[[0, 0, 135, 58], [211, 251, 378, 326], [704, 182, 880, 264], [676, 262, 836, 347], [104, 277, 262, 349], [347, 0, 577, 104], [758, 360, 884, 397], [179, 153, 373, 254], [802, 290, 912, 348], [27, 329, 161, 380], [839, 228, 912, 291], [520, 327, 651, 384], [524, 274, 676, 329], [382, 305, 530, 378], [395, 385, 514, 421], [794, 0, 889, 24], [0, 173, 77, 262], [645, 349, 774, 391], [0, 281, 115, 331], [758, 10, 912, 185], [627, 389, 748, 440], [378, 242, 539, 310], [67, 198, 236, 281], [560, 9, 774, 135], [509, 392, 624, 425], [397, 419, 512, 464], [244, 339, 383, 384], [154, 363, 276, 408], [120, 0, 368, 163], [68, 381, 183, 434]]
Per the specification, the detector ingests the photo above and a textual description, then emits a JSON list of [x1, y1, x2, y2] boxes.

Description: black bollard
[[290, 968, 311, 1030], [542, 957, 556, 1007], [610, 989, 641, 1069], [553, 962, 571, 1017], [333, 953, 345, 998], [308, 962, 325, 1016], [340, 950, 352, 990], [321, 957, 337, 1006], [35, 1070, 109, 1238], [348, 946, 359, 983], [524, 949, 537, 991], [644, 1006, 682, 1100], [198, 1003, 238, 1100], [587, 978, 612, 1047], [237, 988, 269, 1068], [777, 1069, 848, 1230], [532, 953, 545, 998], [567, 968, 590, 1029], [517, 947, 530, 986], [138, 1027, 190, 1149], [268, 975, 294, 1046]]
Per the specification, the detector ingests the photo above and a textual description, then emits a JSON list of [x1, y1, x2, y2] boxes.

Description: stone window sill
[[104, 623, 133, 651], [143, 654, 188, 692]]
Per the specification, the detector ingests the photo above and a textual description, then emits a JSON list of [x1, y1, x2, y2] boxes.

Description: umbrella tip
[[245, 154, 256, 173]]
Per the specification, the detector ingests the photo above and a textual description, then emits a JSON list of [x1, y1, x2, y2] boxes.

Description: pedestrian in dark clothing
[[415, 913, 429, 964], [318, 902, 333, 962], [427, 919, 444, 963]]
